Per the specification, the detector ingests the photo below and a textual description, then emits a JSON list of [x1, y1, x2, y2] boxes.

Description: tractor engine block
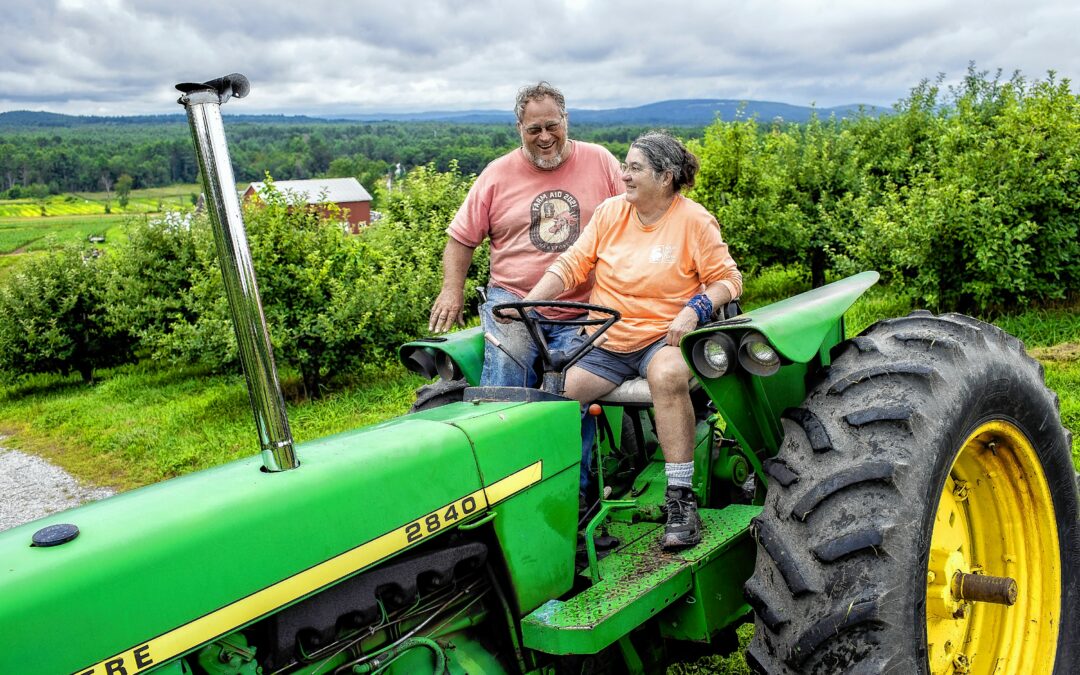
[[258, 540, 488, 671]]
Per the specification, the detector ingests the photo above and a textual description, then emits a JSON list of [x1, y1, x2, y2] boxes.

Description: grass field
[[0, 362, 427, 491], [0, 213, 131, 253], [0, 184, 201, 270], [0, 184, 200, 218]]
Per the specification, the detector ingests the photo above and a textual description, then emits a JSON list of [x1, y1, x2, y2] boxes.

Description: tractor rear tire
[[745, 311, 1079, 674], [409, 378, 468, 413]]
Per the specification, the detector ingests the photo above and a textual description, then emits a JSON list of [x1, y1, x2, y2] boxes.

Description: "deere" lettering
[[77, 643, 153, 675]]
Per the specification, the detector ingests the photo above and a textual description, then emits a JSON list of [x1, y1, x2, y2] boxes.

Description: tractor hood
[[0, 400, 577, 675]]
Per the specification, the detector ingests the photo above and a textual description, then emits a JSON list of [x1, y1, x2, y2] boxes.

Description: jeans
[[479, 285, 584, 388]]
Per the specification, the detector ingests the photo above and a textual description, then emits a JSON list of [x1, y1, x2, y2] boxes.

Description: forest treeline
[[0, 119, 662, 200], [1, 68, 1077, 390]]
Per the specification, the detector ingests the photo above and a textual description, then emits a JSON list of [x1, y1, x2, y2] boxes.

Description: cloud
[[0, 0, 1076, 115]]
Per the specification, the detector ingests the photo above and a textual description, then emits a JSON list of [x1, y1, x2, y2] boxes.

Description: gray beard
[[523, 145, 566, 170]]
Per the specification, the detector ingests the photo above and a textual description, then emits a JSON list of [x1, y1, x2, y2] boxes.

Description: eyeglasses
[[620, 162, 648, 174], [522, 120, 564, 136]]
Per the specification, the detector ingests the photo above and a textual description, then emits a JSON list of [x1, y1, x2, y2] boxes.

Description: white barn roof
[[247, 177, 372, 204]]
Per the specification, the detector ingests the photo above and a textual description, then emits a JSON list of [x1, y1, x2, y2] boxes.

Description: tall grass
[[994, 309, 1080, 348], [0, 227, 42, 253]]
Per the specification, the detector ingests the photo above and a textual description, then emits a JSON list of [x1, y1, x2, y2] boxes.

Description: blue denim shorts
[[574, 339, 668, 386]]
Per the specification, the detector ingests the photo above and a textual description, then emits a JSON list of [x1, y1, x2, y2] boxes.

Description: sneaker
[[662, 486, 702, 549]]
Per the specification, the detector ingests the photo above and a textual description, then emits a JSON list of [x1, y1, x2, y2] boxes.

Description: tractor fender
[[399, 326, 485, 386], [685, 271, 879, 364]]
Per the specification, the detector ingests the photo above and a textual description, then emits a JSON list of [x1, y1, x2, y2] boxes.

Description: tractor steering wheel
[[491, 300, 621, 375]]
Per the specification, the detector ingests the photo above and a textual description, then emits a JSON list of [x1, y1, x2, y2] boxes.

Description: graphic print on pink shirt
[[531, 189, 581, 252]]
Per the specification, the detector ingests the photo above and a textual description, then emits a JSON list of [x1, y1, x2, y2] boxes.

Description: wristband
[[687, 294, 713, 324]]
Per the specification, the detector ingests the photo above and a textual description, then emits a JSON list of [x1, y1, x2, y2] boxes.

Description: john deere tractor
[[0, 75, 1076, 675]]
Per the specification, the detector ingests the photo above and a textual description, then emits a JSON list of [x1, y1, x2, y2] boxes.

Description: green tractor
[[0, 75, 1076, 675]]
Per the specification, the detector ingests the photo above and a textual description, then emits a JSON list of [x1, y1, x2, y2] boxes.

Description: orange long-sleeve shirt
[[548, 194, 742, 352]]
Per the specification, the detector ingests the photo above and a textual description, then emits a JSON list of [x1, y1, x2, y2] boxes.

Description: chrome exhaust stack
[[176, 74, 298, 472]]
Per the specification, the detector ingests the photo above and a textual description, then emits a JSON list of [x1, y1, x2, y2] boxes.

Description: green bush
[[140, 167, 478, 398], [381, 160, 471, 230], [151, 180, 369, 397], [374, 161, 486, 316], [691, 66, 1080, 314], [0, 247, 132, 383], [838, 69, 1080, 311], [105, 211, 206, 356], [688, 114, 860, 288]]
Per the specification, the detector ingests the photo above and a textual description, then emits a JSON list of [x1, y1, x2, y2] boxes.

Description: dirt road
[[0, 441, 114, 532]]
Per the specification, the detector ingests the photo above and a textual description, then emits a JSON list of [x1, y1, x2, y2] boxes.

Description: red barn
[[243, 178, 373, 232]]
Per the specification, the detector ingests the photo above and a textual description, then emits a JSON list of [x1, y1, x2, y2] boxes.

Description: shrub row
[[689, 67, 1080, 312], [0, 164, 480, 393]]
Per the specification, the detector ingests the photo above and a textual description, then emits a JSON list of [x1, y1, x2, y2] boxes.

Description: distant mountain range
[[333, 99, 883, 125], [0, 99, 884, 129], [0, 110, 321, 127]]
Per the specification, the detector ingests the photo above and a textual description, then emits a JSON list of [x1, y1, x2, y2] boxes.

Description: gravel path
[[0, 441, 115, 533]]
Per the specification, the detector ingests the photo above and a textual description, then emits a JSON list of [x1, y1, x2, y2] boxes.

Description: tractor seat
[[596, 376, 700, 406], [596, 377, 655, 406]]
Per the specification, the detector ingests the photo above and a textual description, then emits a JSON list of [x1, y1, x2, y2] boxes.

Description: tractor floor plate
[[522, 504, 759, 656]]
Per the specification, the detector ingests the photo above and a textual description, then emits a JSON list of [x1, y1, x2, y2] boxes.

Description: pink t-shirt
[[448, 141, 623, 317]]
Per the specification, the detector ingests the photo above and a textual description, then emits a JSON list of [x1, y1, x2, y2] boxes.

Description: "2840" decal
[[404, 494, 481, 543]]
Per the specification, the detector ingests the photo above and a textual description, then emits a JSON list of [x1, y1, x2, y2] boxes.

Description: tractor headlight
[[704, 341, 730, 372], [746, 341, 779, 367], [435, 350, 462, 381], [738, 332, 781, 376], [691, 334, 736, 379], [403, 347, 439, 379]]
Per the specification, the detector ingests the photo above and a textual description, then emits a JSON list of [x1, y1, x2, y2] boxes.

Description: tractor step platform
[[521, 504, 760, 655]]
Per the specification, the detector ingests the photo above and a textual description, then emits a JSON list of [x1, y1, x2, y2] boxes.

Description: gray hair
[[630, 130, 700, 192], [514, 82, 567, 122]]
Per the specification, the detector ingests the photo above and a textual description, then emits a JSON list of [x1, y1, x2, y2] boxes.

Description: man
[[428, 82, 624, 386]]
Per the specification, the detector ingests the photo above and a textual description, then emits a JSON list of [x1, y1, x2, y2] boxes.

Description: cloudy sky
[[1, 0, 1076, 117]]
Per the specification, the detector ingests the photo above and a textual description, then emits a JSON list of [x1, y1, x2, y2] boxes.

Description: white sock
[[665, 461, 694, 489]]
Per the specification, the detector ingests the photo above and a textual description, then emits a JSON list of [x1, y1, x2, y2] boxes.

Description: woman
[[518, 130, 742, 549]]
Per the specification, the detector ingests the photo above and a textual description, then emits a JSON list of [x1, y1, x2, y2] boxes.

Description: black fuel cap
[[31, 523, 80, 547]]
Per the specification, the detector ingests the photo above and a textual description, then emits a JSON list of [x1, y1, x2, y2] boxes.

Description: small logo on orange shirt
[[649, 245, 675, 264]]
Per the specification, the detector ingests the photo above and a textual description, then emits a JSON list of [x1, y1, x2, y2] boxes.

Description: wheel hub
[[925, 421, 1062, 674]]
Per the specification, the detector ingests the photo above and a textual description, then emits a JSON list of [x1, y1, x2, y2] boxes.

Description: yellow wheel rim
[[926, 421, 1061, 674]]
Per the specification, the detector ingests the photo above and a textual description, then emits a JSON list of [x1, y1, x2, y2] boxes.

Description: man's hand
[[429, 287, 465, 332], [666, 306, 699, 346], [492, 306, 515, 324]]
